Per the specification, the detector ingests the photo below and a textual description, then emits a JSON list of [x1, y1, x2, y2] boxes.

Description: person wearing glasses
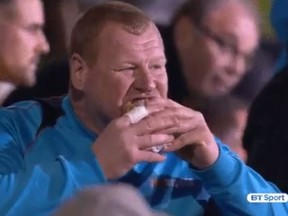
[[163, 0, 259, 159], [168, 0, 259, 103]]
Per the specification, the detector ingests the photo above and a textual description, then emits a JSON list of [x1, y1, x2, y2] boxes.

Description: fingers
[[115, 103, 166, 127], [134, 108, 203, 136], [137, 151, 166, 163], [166, 132, 206, 152], [115, 98, 194, 129], [147, 98, 183, 109], [137, 134, 174, 150]]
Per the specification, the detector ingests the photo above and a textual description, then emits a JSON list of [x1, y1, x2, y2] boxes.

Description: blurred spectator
[[158, 0, 259, 156], [232, 0, 282, 101], [232, 38, 281, 102], [205, 96, 248, 161], [4, 0, 79, 105], [243, 64, 288, 192], [0, 0, 49, 104], [54, 184, 167, 216], [167, 0, 260, 104]]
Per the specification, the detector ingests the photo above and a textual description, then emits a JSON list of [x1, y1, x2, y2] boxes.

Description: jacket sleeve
[[192, 140, 288, 216], [0, 135, 106, 215], [0, 105, 106, 215]]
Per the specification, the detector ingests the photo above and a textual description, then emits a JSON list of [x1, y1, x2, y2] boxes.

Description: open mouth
[[122, 99, 146, 114], [121, 96, 159, 114]]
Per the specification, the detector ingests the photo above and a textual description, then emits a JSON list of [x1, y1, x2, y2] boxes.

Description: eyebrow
[[152, 56, 167, 63], [24, 23, 45, 31]]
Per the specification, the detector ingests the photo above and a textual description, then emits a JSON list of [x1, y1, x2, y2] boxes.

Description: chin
[[19, 76, 37, 87], [203, 89, 228, 99]]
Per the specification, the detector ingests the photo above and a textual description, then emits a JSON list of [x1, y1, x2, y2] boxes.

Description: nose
[[225, 55, 247, 79], [37, 32, 50, 54], [133, 68, 156, 92]]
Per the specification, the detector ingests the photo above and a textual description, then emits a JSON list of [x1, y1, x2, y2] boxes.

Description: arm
[[147, 99, 288, 216], [0, 134, 106, 215], [0, 100, 172, 215], [0, 104, 107, 215], [193, 140, 288, 216]]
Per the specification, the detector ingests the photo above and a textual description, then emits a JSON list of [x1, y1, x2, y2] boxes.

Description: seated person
[[167, 0, 259, 108], [160, 0, 263, 152], [0, 2, 287, 216], [244, 63, 288, 192], [205, 96, 248, 161]]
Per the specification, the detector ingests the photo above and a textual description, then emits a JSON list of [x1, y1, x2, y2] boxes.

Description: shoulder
[[0, 101, 44, 138], [1, 100, 42, 119]]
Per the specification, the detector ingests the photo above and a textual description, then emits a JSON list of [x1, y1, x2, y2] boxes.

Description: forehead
[[96, 22, 165, 60], [204, 3, 259, 48], [204, 2, 257, 35], [13, 0, 44, 25]]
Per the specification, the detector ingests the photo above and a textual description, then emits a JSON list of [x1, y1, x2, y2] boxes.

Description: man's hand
[[146, 99, 219, 169], [92, 103, 175, 179]]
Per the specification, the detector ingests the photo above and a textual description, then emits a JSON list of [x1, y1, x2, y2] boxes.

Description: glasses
[[193, 22, 255, 70]]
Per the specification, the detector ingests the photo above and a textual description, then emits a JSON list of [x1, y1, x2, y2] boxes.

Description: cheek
[[156, 73, 168, 97], [1, 33, 20, 60], [203, 43, 219, 69], [186, 45, 215, 80], [18, 33, 36, 55], [106, 75, 134, 104]]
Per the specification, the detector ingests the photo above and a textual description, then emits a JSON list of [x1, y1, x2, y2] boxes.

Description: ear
[[173, 16, 197, 52], [70, 53, 88, 91]]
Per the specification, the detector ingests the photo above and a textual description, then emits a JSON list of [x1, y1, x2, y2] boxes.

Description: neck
[[0, 81, 16, 105], [69, 93, 107, 135]]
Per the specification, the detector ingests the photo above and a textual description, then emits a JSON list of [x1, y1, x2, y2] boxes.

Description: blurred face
[[174, 3, 259, 98], [76, 22, 167, 123], [221, 107, 248, 161], [0, 0, 49, 86]]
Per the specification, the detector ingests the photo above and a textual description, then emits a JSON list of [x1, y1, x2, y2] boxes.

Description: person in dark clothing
[[243, 0, 288, 192], [3, 59, 69, 106], [243, 63, 288, 192]]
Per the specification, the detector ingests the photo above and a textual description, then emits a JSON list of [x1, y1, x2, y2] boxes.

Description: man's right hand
[[91, 103, 175, 179]]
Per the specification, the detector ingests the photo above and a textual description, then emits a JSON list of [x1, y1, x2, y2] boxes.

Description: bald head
[[70, 1, 153, 65]]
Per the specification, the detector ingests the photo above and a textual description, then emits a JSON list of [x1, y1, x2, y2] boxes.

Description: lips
[[131, 95, 159, 102], [212, 76, 232, 92], [121, 96, 158, 114]]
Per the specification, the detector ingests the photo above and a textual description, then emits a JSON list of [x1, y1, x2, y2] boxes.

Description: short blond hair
[[69, 1, 152, 64]]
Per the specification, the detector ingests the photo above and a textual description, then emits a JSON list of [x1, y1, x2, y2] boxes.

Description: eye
[[214, 37, 228, 49], [114, 67, 135, 72], [24, 25, 43, 34], [150, 64, 163, 70]]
